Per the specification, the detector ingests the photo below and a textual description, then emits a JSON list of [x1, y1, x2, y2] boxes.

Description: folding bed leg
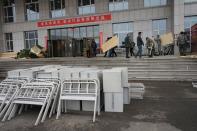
[[51, 88, 59, 114], [2, 102, 14, 122], [49, 93, 59, 118], [8, 104, 15, 120], [56, 99, 61, 119], [61, 101, 64, 112], [12, 104, 19, 119], [0, 102, 5, 112], [0, 105, 8, 118], [98, 95, 100, 116], [53, 87, 60, 115], [93, 99, 97, 122], [52, 100, 57, 115], [25, 105, 28, 111], [34, 103, 47, 126], [0, 100, 12, 118], [18, 104, 24, 115], [54, 99, 58, 114], [8, 104, 18, 120], [49, 100, 54, 118], [41, 97, 53, 123], [64, 101, 67, 113]]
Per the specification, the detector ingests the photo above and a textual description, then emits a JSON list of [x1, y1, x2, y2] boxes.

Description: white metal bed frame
[[0, 77, 30, 118], [56, 79, 99, 122], [2, 82, 55, 126], [30, 78, 61, 120]]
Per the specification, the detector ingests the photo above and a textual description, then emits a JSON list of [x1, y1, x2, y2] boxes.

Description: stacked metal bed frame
[[0, 66, 101, 126], [0, 65, 145, 126]]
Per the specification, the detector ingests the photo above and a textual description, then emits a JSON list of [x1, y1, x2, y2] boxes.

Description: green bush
[[16, 49, 41, 59]]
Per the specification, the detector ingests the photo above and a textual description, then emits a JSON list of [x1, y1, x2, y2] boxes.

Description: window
[[144, 0, 167, 7], [50, 25, 99, 40], [3, 0, 15, 23], [152, 19, 167, 37], [185, 16, 197, 30], [25, 0, 39, 21], [24, 31, 38, 49], [78, 0, 95, 15], [184, 16, 197, 51], [5, 33, 13, 52], [50, 0, 65, 18], [49, 25, 99, 45], [109, 0, 128, 11], [113, 22, 133, 47], [49, 25, 99, 57], [184, 0, 197, 3]]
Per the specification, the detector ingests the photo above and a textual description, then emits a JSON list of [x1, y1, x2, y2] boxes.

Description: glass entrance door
[[48, 25, 99, 57], [65, 38, 72, 57]]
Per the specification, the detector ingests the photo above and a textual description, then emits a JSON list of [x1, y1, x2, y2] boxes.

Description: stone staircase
[[0, 56, 197, 81], [0, 52, 17, 58]]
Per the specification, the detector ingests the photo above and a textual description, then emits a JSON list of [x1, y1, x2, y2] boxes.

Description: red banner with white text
[[37, 13, 112, 28]]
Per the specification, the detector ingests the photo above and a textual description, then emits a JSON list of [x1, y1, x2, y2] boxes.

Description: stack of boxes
[[129, 83, 145, 99], [103, 68, 124, 112]]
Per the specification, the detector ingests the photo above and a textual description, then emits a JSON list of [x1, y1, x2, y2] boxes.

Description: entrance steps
[[0, 56, 197, 81], [0, 52, 17, 58]]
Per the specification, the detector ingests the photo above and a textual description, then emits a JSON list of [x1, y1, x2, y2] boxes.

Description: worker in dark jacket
[[135, 32, 144, 58], [177, 32, 187, 56], [129, 33, 135, 57], [86, 39, 91, 58], [91, 39, 97, 57], [125, 34, 130, 58]]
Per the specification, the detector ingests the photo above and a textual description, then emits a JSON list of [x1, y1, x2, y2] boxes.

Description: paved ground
[[0, 81, 197, 131]]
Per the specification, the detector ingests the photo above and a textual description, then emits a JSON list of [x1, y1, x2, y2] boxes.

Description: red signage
[[99, 32, 103, 48], [37, 13, 112, 28]]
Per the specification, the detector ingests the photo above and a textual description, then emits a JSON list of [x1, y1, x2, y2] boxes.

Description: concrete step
[[0, 57, 196, 81], [0, 52, 17, 58], [129, 77, 195, 81]]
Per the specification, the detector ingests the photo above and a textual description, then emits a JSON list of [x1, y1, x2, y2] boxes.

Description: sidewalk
[[0, 81, 196, 131], [0, 55, 183, 62]]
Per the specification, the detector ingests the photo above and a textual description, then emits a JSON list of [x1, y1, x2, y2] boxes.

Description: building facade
[[0, 0, 197, 56]]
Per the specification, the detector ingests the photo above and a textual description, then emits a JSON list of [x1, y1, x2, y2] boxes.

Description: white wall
[[39, 0, 50, 20], [0, 5, 5, 52], [38, 29, 48, 47], [13, 32, 24, 52], [100, 23, 113, 42], [15, 0, 25, 22], [184, 3, 197, 16]]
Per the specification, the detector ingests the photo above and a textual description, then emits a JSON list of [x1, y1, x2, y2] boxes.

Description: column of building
[[12, 0, 25, 52], [37, 0, 50, 48], [173, 0, 185, 55], [0, 4, 4, 52], [97, 0, 113, 42], [67, 0, 78, 17]]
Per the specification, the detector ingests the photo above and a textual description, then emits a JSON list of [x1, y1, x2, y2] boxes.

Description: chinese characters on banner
[[37, 13, 112, 28]]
